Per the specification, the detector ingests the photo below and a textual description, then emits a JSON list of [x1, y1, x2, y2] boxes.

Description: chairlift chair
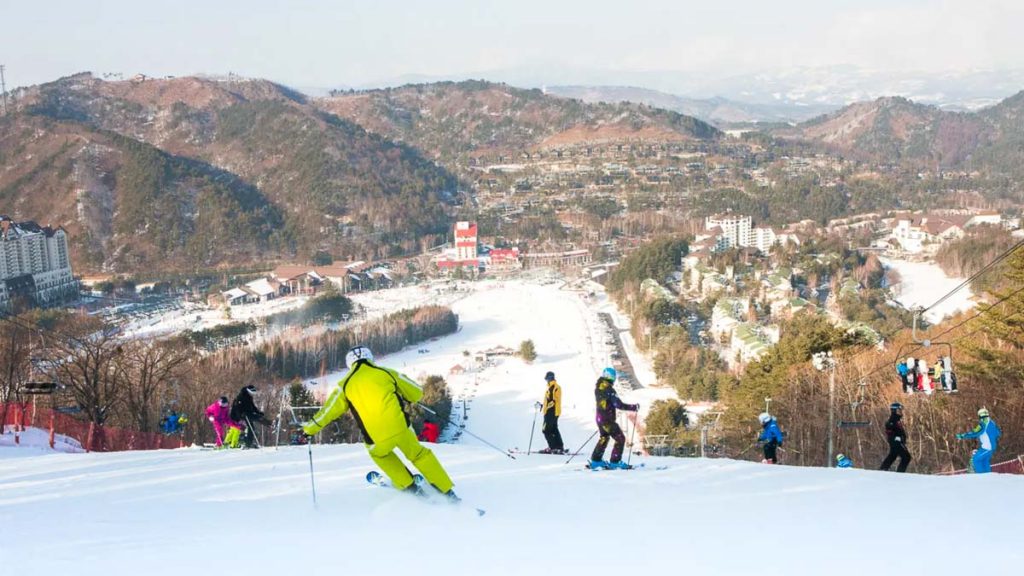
[[893, 309, 959, 394]]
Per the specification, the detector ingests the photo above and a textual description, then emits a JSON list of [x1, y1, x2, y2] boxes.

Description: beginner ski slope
[[2, 444, 1022, 576]]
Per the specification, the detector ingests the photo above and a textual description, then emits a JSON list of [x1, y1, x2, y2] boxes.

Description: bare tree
[[44, 316, 124, 429], [119, 340, 191, 434]]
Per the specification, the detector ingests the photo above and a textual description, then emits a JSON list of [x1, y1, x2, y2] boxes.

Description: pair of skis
[[366, 471, 485, 517], [582, 462, 668, 471]]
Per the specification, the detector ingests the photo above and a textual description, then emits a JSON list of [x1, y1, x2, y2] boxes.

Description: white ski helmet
[[758, 412, 772, 425], [346, 345, 374, 367]]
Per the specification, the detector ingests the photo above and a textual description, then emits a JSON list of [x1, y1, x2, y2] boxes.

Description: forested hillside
[[1, 73, 459, 271]]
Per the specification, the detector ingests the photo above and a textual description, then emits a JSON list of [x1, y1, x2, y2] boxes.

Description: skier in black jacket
[[589, 367, 638, 469], [231, 384, 271, 448], [880, 402, 911, 472]]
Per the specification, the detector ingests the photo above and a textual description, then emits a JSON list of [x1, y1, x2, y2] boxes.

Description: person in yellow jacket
[[302, 345, 458, 500], [539, 371, 565, 454]]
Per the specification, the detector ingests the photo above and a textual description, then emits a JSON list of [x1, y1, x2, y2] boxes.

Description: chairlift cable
[[920, 237, 1024, 314]]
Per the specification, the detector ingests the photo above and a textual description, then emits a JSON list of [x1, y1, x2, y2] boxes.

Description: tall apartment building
[[0, 216, 77, 308], [705, 213, 781, 254], [705, 214, 752, 250], [454, 221, 478, 262]]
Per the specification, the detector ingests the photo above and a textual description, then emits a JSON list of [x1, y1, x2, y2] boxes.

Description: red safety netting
[[935, 455, 1024, 476], [1, 402, 183, 452]]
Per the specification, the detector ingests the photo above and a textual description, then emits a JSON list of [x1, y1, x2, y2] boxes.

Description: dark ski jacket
[[231, 387, 265, 423], [594, 377, 637, 425], [885, 414, 907, 444]]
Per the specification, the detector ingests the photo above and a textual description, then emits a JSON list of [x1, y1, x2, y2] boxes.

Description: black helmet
[[219, 396, 229, 405], [544, 371, 555, 382], [890, 402, 903, 411], [244, 384, 257, 394]]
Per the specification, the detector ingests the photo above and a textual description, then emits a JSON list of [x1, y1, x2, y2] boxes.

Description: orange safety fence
[[1, 402, 184, 452]]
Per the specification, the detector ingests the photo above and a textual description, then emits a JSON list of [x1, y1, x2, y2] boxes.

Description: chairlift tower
[[0, 65, 8, 115]]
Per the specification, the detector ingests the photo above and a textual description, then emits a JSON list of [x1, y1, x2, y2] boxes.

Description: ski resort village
[[5, 5, 1024, 571], [3, 208, 1023, 575]]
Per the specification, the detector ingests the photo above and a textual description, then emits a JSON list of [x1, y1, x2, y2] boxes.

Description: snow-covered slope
[[4, 280, 1020, 575], [315, 281, 672, 448], [2, 444, 1022, 576]]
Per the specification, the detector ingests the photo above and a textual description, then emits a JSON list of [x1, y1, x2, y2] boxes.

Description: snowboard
[[366, 471, 485, 517]]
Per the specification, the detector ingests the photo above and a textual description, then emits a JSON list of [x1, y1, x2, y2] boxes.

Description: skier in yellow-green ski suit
[[302, 345, 459, 500]]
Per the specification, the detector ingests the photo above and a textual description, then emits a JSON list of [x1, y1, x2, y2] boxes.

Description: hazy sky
[[3, 0, 1022, 90]]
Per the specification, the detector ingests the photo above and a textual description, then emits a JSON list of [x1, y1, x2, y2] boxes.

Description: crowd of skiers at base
[[758, 402, 1002, 473], [897, 356, 957, 395]]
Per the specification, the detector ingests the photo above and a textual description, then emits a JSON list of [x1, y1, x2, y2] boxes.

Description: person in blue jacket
[[836, 453, 853, 468], [956, 408, 1001, 473], [757, 412, 784, 464]]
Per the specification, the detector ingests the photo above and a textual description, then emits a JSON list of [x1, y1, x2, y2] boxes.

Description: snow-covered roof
[[222, 288, 248, 300], [245, 278, 277, 296]]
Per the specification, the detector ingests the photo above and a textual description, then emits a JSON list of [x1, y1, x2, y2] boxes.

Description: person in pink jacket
[[205, 396, 236, 447]]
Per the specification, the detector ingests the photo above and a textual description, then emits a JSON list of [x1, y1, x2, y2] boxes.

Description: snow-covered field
[[3, 444, 1022, 575], [3, 279, 1023, 575], [882, 257, 976, 323]]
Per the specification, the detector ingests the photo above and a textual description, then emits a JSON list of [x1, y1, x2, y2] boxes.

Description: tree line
[[0, 304, 459, 448]]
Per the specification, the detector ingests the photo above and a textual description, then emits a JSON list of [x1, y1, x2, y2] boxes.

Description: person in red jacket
[[418, 419, 440, 443]]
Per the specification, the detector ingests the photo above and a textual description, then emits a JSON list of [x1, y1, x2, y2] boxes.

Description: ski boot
[[443, 489, 462, 504], [538, 448, 552, 454], [404, 483, 428, 498], [404, 474, 428, 498], [607, 460, 631, 470], [588, 460, 610, 470]]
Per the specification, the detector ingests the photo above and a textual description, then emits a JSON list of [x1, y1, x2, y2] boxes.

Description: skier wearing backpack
[[880, 402, 911, 472], [956, 408, 1001, 474], [589, 367, 639, 470], [757, 413, 784, 464], [302, 345, 459, 501], [539, 371, 564, 454]]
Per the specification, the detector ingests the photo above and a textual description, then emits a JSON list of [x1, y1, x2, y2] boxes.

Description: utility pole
[[813, 351, 837, 467], [0, 65, 8, 116]]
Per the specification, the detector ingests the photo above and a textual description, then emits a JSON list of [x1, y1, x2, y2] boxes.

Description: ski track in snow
[[3, 280, 1022, 575]]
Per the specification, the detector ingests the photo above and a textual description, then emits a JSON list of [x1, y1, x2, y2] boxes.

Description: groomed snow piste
[[3, 281, 1021, 575]]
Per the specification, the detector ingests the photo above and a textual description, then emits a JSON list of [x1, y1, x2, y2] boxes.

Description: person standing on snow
[[418, 419, 440, 443], [757, 413, 784, 464], [589, 367, 639, 470], [956, 408, 1001, 474], [205, 396, 234, 447], [302, 345, 460, 501], [880, 402, 911, 472], [231, 385, 270, 448], [539, 371, 565, 454]]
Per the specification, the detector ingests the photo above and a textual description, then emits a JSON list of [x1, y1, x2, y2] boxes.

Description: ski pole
[[736, 441, 758, 458], [565, 430, 599, 465], [626, 412, 638, 467], [527, 402, 540, 455], [307, 436, 318, 508], [417, 403, 515, 460]]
